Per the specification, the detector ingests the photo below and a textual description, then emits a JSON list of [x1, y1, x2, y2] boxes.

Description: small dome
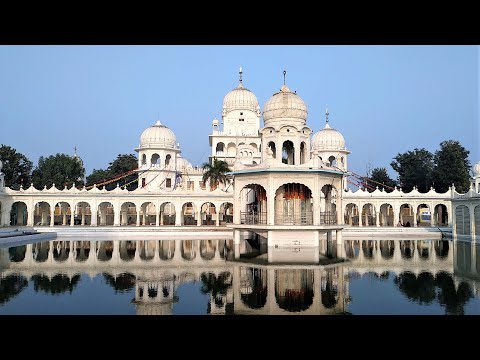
[[176, 154, 193, 172], [263, 84, 307, 124], [223, 83, 260, 114], [311, 122, 346, 151], [140, 120, 177, 149], [473, 161, 480, 176]]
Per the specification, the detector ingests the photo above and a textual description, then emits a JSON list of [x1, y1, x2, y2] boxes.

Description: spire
[[325, 107, 331, 129], [283, 70, 286, 85], [74, 146, 78, 157], [239, 66, 243, 84]]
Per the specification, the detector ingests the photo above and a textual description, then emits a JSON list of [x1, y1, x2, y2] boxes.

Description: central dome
[[263, 85, 307, 124], [139, 120, 177, 149], [222, 83, 260, 114], [312, 122, 346, 151]]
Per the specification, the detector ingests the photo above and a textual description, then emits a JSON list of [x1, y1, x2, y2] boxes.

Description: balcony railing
[[320, 211, 337, 225], [240, 211, 267, 225], [275, 212, 313, 225]]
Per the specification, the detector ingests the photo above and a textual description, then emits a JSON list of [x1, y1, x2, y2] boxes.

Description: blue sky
[[0, 46, 478, 178]]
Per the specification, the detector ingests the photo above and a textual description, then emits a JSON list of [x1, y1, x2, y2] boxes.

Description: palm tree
[[201, 157, 231, 190]]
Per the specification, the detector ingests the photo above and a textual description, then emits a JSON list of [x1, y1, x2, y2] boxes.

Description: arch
[[267, 141, 276, 159], [328, 155, 337, 167], [240, 184, 267, 225], [120, 202, 137, 226], [54, 202, 72, 226], [141, 154, 147, 165], [200, 202, 216, 226], [240, 267, 267, 309], [10, 201, 28, 226], [344, 203, 359, 226], [300, 141, 306, 164], [362, 241, 375, 259], [282, 140, 295, 165], [321, 184, 337, 224], [400, 240, 415, 259], [151, 153, 160, 165], [434, 204, 448, 226], [96, 241, 113, 261], [434, 240, 449, 259], [399, 204, 414, 227], [455, 205, 471, 236], [32, 241, 50, 262], [379, 203, 394, 226], [182, 202, 197, 226], [139, 240, 156, 261], [380, 240, 395, 260], [9, 245, 26, 262], [33, 201, 51, 226], [120, 241, 136, 261], [249, 143, 258, 152], [417, 240, 430, 259], [344, 240, 360, 259], [165, 154, 172, 166], [74, 241, 91, 262], [219, 202, 233, 225], [159, 240, 175, 260], [474, 205, 480, 237], [74, 202, 91, 226], [321, 269, 339, 309], [200, 240, 216, 260], [53, 241, 70, 262], [160, 202, 176, 225], [216, 142, 225, 155], [275, 269, 314, 312], [274, 183, 313, 225], [227, 142, 236, 156], [182, 240, 196, 260], [416, 204, 431, 227], [97, 202, 114, 226], [361, 203, 376, 226], [140, 202, 156, 226]]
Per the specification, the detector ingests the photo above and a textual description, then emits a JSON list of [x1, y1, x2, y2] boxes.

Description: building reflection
[[0, 239, 479, 315]]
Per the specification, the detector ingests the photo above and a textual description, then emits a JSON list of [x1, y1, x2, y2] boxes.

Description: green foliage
[[0, 144, 33, 190], [432, 140, 471, 193], [390, 148, 434, 192], [86, 154, 138, 190], [201, 157, 231, 189], [32, 153, 85, 189], [367, 167, 397, 192]]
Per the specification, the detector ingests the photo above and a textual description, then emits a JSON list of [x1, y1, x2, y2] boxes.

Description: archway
[[140, 202, 156, 226], [399, 204, 414, 227], [282, 140, 295, 165], [97, 202, 114, 226], [400, 240, 414, 259], [141, 154, 147, 165], [200, 240, 216, 260], [33, 202, 51, 226], [182, 202, 197, 226], [344, 240, 360, 259], [75, 241, 91, 262], [361, 203, 376, 226], [96, 241, 113, 261], [344, 203, 359, 226], [32, 241, 50, 262], [160, 202, 176, 225], [379, 204, 394, 226], [120, 241, 136, 261], [321, 184, 337, 225], [299, 142, 306, 164], [182, 240, 196, 260], [10, 201, 28, 226], [267, 141, 276, 159], [328, 155, 337, 167], [53, 241, 70, 262], [434, 240, 449, 259], [417, 204, 431, 227], [455, 205, 471, 235], [75, 202, 91, 226], [201, 202, 216, 225], [54, 202, 72, 226], [219, 202, 233, 225], [120, 202, 137, 226], [151, 153, 160, 165], [216, 142, 225, 155], [227, 142, 236, 156], [417, 240, 430, 259], [362, 241, 375, 259], [275, 269, 314, 312], [240, 267, 267, 309], [165, 154, 171, 167], [434, 204, 448, 226], [139, 240, 156, 261], [159, 240, 175, 260], [380, 241, 395, 260], [321, 269, 339, 309], [240, 184, 267, 225], [9, 245, 26, 262], [274, 183, 313, 225]]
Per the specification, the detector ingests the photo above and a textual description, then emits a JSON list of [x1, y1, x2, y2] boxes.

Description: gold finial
[[325, 107, 329, 124], [283, 70, 286, 85], [239, 66, 243, 83]]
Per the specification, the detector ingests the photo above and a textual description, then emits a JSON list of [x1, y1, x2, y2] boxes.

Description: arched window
[[165, 154, 171, 166], [282, 141, 294, 165], [328, 156, 337, 167], [267, 142, 276, 159], [141, 154, 147, 165], [151, 154, 160, 165], [216, 143, 225, 155], [300, 142, 306, 164]]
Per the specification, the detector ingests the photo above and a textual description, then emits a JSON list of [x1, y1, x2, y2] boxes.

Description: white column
[[50, 207, 55, 227], [70, 208, 74, 226], [155, 210, 160, 226], [413, 210, 417, 227], [136, 209, 141, 226]]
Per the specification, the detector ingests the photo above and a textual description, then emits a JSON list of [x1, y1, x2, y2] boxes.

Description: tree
[[202, 157, 231, 190], [390, 148, 434, 192], [366, 167, 397, 192], [86, 154, 138, 191], [432, 140, 471, 193], [0, 144, 33, 190], [32, 153, 85, 189]]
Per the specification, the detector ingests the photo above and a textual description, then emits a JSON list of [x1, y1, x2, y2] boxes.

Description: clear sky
[[0, 45, 478, 178]]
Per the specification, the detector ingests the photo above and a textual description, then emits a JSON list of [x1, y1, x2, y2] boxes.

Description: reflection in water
[[0, 239, 479, 315]]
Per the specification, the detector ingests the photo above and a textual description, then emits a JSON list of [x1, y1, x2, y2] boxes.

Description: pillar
[[62, 206, 67, 226], [375, 212, 379, 227], [196, 208, 201, 226], [155, 210, 160, 227], [136, 209, 141, 226], [336, 230, 344, 259], [81, 208, 86, 226], [70, 208, 74, 227], [175, 208, 181, 226], [413, 211, 417, 227], [470, 206, 476, 240], [216, 211, 220, 227], [114, 207, 120, 226], [234, 229, 241, 259], [91, 209, 98, 226], [49, 206, 55, 227]]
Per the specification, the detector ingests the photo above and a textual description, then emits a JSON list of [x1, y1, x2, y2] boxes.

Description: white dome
[[222, 83, 260, 114], [473, 161, 480, 176], [312, 123, 346, 151], [140, 121, 177, 149], [263, 85, 307, 124], [176, 154, 193, 172]]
